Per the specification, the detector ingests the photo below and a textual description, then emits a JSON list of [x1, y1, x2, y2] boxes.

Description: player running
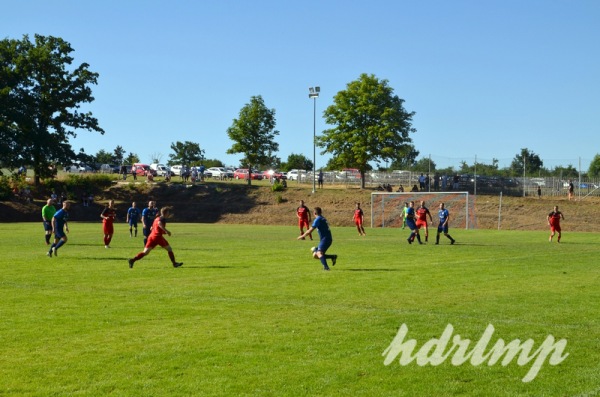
[[47, 201, 71, 257], [401, 202, 409, 229], [296, 200, 312, 240], [298, 207, 337, 271], [101, 199, 117, 248], [416, 200, 433, 242], [126, 201, 141, 237], [547, 205, 565, 243], [435, 202, 456, 245], [353, 202, 366, 236], [128, 206, 183, 268], [405, 201, 422, 245]]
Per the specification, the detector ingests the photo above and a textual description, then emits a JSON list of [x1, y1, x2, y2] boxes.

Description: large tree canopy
[[510, 148, 544, 176], [226, 95, 279, 184], [167, 141, 205, 166], [319, 73, 416, 188], [0, 34, 104, 184]]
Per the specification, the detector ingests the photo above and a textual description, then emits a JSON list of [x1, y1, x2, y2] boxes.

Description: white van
[[150, 163, 169, 177]]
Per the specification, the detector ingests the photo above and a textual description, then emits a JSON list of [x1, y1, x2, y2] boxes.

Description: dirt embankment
[[1, 182, 598, 232]]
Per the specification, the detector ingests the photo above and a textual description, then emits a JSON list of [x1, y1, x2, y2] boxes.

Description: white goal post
[[370, 191, 475, 229]]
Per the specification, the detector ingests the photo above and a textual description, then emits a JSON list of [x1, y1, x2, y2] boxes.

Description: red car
[[233, 169, 263, 180], [262, 170, 287, 180]]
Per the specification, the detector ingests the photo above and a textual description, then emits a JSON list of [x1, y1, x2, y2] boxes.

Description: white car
[[150, 163, 169, 177], [286, 169, 306, 181], [207, 167, 234, 179], [170, 165, 184, 176]]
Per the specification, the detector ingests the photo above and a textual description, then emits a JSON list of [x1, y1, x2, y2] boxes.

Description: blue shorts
[[406, 219, 417, 231], [317, 237, 332, 254], [143, 226, 151, 237], [129, 220, 138, 227], [55, 228, 66, 239], [43, 221, 53, 232], [438, 224, 449, 234]]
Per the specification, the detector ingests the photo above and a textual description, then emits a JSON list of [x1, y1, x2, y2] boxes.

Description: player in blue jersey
[[47, 201, 71, 257], [297, 207, 337, 271], [126, 201, 141, 237], [406, 201, 422, 244], [435, 202, 456, 245], [142, 201, 159, 246]]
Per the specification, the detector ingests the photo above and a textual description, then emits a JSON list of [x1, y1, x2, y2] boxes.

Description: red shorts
[[146, 235, 169, 249], [550, 224, 561, 233], [103, 223, 114, 234], [299, 219, 310, 229], [354, 218, 363, 226], [416, 220, 428, 229]]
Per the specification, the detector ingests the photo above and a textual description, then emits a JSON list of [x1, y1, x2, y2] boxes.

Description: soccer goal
[[370, 191, 476, 229]]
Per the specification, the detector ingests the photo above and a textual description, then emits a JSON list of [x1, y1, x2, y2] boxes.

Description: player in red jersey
[[128, 206, 183, 268], [296, 200, 312, 240], [547, 205, 565, 243], [353, 202, 366, 236], [100, 199, 117, 248], [415, 200, 433, 242]]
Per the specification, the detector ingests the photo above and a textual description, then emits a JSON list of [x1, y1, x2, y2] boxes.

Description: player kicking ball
[[298, 207, 337, 271], [128, 207, 182, 268]]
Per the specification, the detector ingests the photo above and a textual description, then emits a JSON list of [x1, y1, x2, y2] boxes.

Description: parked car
[[234, 168, 263, 180], [65, 163, 93, 173], [132, 163, 156, 176], [170, 165, 185, 176], [207, 167, 234, 179], [262, 170, 287, 180], [150, 163, 169, 177], [286, 169, 306, 181]]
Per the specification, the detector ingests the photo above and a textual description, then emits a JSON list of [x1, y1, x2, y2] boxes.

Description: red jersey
[[102, 207, 116, 224], [150, 216, 167, 237], [416, 207, 430, 222], [297, 205, 310, 221], [548, 211, 562, 226], [353, 208, 363, 221]]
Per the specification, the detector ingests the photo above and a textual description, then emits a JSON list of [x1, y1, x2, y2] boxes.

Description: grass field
[[1, 222, 599, 396]]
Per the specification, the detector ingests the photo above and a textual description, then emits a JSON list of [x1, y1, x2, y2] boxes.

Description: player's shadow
[[341, 268, 404, 272]]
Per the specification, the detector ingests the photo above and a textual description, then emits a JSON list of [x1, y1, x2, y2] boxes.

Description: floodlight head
[[315, 86, 320, 93]]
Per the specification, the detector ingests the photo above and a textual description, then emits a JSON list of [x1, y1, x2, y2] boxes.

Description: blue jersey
[[128, 207, 141, 221], [312, 215, 332, 241], [53, 208, 69, 231], [142, 207, 158, 226], [405, 207, 415, 219], [438, 209, 449, 225]]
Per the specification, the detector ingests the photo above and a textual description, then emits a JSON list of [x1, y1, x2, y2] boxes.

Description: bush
[[0, 176, 12, 201], [271, 182, 286, 192]]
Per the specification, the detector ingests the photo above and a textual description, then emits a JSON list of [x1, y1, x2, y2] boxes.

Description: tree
[[389, 147, 419, 170], [588, 154, 600, 178], [319, 74, 416, 188], [283, 153, 312, 172], [226, 95, 280, 185], [95, 149, 113, 165], [412, 157, 436, 173], [510, 148, 543, 176], [150, 152, 163, 164], [125, 152, 139, 165], [113, 146, 125, 164], [0, 34, 104, 184], [167, 141, 205, 166]]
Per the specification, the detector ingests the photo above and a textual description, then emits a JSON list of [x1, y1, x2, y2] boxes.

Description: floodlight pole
[[309, 86, 320, 194]]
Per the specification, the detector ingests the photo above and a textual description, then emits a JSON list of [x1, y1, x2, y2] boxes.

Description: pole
[[312, 96, 316, 194]]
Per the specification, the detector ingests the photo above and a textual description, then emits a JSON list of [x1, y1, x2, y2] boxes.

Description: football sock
[[320, 256, 328, 268], [436, 235, 440, 244], [55, 240, 65, 250], [446, 234, 453, 240], [45, 234, 51, 244], [416, 234, 422, 244], [168, 251, 176, 264], [134, 252, 145, 261]]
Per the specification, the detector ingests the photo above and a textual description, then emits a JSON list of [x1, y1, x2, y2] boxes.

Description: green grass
[[1, 223, 599, 396]]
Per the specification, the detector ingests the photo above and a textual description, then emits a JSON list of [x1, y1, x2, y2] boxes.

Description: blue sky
[[3, 0, 599, 172]]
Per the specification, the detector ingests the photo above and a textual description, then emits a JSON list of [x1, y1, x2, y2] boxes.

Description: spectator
[[132, 165, 137, 181], [453, 174, 460, 190], [318, 170, 324, 189]]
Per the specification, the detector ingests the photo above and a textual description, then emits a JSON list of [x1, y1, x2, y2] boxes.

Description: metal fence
[[289, 171, 600, 198]]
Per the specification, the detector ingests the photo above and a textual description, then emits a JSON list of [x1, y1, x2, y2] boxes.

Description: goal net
[[370, 191, 476, 229]]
